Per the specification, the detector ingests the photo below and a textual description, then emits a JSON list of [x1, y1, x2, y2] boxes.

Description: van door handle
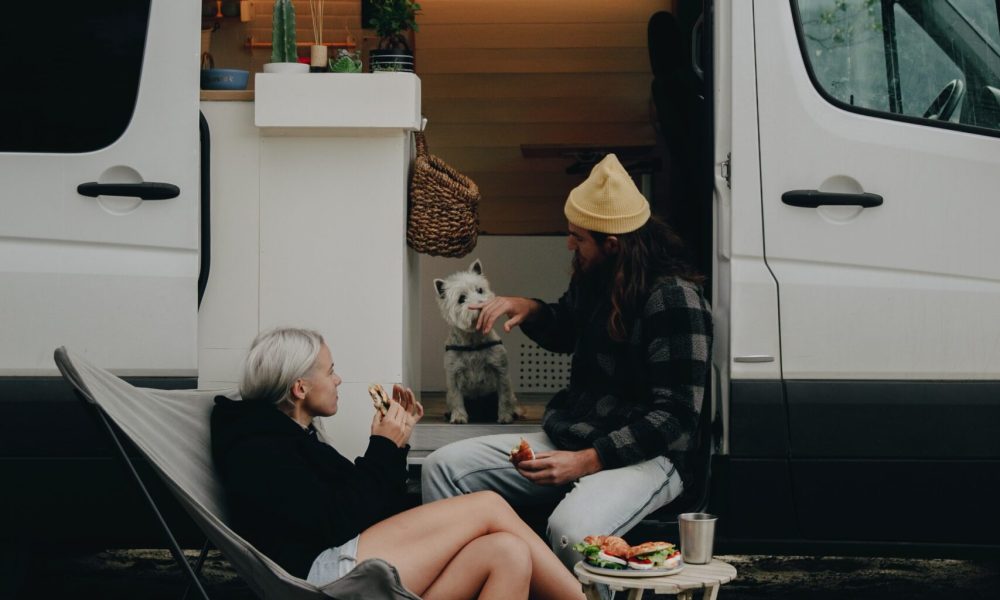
[[77, 182, 180, 200], [781, 190, 883, 208]]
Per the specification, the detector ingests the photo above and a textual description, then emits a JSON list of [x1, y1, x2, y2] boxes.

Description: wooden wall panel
[[416, 0, 674, 234], [207, 1, 362, 82], [418, 23, 648, 49], [248, 1, 361, 46], [419, 1, 670, 25], [420, 73, 651, 99], [209, 0, 674, 234]]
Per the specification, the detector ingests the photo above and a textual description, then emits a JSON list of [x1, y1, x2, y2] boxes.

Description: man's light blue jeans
[[421, 431, 684, 571]]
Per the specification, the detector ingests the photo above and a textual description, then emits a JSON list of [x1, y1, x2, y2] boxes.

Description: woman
[[211, 327, 585, 600]]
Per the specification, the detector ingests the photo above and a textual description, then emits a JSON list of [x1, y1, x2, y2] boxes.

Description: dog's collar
[[445, 340, 503, 352]]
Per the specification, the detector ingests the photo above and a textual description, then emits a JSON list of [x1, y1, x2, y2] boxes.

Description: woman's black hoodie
[[210, 397, 409, 578]]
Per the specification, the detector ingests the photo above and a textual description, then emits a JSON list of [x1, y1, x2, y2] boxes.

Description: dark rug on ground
[[10, 551, 1000, 599]]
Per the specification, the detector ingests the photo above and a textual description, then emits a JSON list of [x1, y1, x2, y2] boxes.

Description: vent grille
[[518, 343, 571, 392]]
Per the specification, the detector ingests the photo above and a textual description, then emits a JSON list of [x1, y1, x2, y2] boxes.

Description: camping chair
[[53, 347, 421, 600]]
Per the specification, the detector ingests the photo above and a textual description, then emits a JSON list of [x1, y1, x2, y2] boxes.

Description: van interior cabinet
[[198, 73, 423, 459]]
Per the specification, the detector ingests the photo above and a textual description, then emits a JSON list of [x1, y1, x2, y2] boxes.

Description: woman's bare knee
[[485, 532, 532, 576], [470, 489, 503, 504], [469, 490, 516, 518]]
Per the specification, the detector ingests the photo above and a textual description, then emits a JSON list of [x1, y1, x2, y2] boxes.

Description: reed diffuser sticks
[[309, 0, 324, 45]]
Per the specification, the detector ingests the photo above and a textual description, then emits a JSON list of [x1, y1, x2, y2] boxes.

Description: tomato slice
[[631, 558, 652, 564]]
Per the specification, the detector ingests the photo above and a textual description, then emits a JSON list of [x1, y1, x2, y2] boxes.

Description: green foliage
[[271, 0, 298, 63], [368, 0, 421, 50], [805, 0, 882, 50], [329, 49, 363, 73]]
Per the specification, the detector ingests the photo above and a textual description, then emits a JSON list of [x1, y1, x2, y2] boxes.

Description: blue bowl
[[200, 68, 249, 90]]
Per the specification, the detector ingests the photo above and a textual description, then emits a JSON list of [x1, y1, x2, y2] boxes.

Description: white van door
[[0, 1, 199, 374], [754, 0, 1000, 542]]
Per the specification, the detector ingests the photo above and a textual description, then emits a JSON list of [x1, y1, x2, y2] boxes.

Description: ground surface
[[14, 550, 1000, 599]]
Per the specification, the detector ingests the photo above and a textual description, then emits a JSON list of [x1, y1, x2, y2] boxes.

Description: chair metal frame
[[56, 348, 213, 600]]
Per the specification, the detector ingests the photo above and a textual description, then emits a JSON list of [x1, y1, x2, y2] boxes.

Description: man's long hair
[[591, 216, 705, 342]]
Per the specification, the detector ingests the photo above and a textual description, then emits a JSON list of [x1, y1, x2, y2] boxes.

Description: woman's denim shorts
[[306, 535, 360, 587]]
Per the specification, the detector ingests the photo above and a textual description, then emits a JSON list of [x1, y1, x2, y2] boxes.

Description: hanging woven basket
[[407, 132, 480, 258]]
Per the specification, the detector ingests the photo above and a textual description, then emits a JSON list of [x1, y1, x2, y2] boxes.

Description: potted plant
[[263, 0, 308, 73], [329, 49, 363, 73], [368, 0, 421, 72]]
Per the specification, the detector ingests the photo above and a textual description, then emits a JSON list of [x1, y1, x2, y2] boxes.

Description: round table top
[[573, 560, 737, 594]]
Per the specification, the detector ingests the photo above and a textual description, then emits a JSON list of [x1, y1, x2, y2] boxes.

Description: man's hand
[[469, 296, 541, 334], [515, 448, 603, 486]]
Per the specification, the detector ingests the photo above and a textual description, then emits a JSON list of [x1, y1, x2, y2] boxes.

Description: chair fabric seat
[[54, 347, 421, 600]]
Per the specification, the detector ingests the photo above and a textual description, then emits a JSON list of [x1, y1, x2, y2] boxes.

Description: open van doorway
[[411, 0, 719, 539]]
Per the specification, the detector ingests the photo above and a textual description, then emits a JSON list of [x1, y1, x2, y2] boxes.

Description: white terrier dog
[[434, 259, 522, 424]]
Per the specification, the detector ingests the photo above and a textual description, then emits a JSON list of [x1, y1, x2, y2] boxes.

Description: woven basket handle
[[414, 131, 428, 159]]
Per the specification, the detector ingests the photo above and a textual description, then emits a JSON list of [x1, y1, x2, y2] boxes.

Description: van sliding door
[[754, 0, 1000, 546], [0, 0, 200, 375]]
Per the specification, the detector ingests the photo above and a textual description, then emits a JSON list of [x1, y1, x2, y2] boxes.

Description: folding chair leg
[[92, 406, 212, 600], [181, 539, 213, 600]]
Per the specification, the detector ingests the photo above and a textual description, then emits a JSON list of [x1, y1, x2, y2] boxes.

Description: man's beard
[[571, 251, 614, 289]]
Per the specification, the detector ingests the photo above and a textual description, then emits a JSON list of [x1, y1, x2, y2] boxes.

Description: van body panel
[[0, 0, 199, 374], [729, 380, 789, 457], [786, 380, 1000, 458], [791, 460, 1000, 543], [710, 457, 800, 540], [719, 0, 782, 383], [0, 375, 199, 547]]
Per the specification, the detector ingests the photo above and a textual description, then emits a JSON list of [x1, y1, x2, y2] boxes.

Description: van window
[[949, 0, 1000, 50], [893, 4, 964, 120], [793, 0, 1000, 134], [0, 1, 150, 153]]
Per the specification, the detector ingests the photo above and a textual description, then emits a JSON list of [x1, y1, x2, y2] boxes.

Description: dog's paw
[[448, 408, 469, 424], [513, 404, 527, 420], [497, 410, 515, 424]]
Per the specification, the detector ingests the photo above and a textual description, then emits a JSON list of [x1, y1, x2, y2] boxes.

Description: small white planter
[[263, 62, 309, 74], [309, 45, 328, 69]]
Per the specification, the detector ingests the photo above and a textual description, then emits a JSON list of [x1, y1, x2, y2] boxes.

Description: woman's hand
[[371, 385, 421, 447], [392, 384, 424, 423]]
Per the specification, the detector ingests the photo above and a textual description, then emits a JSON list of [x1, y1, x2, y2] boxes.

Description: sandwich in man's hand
[[626, 541, 681, 570], [508, 437, 535, 465], [368, 384, 391, 417]]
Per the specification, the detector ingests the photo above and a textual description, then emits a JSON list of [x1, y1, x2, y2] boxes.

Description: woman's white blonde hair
[[239, 327, 325, 408]]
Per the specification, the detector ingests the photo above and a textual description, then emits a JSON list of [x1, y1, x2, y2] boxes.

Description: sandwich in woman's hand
[[572, 535, 630, 570], [508, 437, 535, 465], [368, 384, 391, 416], [626, 541, 680, 570]]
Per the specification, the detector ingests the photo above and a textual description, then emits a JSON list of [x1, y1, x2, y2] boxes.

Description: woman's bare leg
[[420, 532, 531, 600], [356, 491, 584, 600]]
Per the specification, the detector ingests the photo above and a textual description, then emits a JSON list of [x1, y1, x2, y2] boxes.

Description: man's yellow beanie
[[564, 153, 650, 234]]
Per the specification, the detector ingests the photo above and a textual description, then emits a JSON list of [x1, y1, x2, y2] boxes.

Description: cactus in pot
[[271, 0, 298, 63]]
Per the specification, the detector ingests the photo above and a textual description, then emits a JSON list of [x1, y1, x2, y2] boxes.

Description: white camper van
[[1, 0, 998, 560]]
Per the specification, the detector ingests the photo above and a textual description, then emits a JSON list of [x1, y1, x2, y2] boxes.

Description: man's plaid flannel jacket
[[521, 275, 713, 486]]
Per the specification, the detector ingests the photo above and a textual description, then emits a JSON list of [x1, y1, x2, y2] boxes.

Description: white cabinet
[[199, 74, 422, 458]]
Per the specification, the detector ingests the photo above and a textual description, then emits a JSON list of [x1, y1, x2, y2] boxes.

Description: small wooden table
[[574, 560, 737, 600]]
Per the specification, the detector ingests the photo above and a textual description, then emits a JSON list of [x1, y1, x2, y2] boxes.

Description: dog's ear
[[434, 279, 447, 298], [470, 259, 483, 275]]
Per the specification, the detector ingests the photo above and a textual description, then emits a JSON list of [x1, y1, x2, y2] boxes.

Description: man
[[421, 153, 713, 571]]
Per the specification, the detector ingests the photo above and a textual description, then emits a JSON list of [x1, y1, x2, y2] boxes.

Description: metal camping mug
[[679, 512, 717, 564]]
